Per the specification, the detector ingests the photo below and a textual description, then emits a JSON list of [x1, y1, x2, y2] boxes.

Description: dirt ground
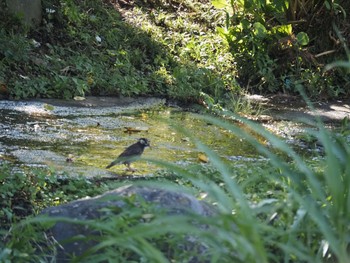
[[248, 94, 350, 123]]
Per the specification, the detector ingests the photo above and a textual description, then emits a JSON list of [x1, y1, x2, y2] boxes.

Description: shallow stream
[[0, 97, 323, 178]]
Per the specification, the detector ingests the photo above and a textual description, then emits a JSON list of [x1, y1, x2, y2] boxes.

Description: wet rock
[[0, 97, 166, 117], [41, 185, 216, 262], [12, 149, 67, 165], [11, 149, 110, 177]]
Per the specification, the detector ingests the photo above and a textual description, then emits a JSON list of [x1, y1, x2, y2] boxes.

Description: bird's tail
[[106, 161, 117, 169]]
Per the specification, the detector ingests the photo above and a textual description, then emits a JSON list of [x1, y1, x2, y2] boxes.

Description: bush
[[212, 0, 350, 98]]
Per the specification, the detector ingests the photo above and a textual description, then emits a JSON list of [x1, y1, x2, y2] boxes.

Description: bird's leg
[[125, 163, 137, 173]]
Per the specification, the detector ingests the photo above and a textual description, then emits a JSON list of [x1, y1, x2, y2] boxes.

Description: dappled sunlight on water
[[0, 101, 265, 177], [74, 109, 262, 175]]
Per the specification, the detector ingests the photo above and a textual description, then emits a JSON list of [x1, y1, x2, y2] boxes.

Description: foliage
[[1, 0, 349, 103], [325, 25, 350, 72], [212, 0, 350, 97], [1, 1, 350, 259], [0, 165, 108, 229], [0, 0, 235, 102], [3, 102, 350, 262], [0, 165, 120, 261], [200, 91, 264, 116]]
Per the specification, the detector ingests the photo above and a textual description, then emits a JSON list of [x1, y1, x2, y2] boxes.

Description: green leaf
[[324, 0, 331, 10], [211, 0, 229, 9], [296, 32, 309, 46], [271, 24, 292, 35], [325, 60, 350, 71], [216, 26, 228, 38], [43, 103, 54, 111], [253, 22, 267, 38]]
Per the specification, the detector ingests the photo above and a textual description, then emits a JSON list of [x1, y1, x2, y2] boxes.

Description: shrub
[[212, 0, 350, 98]]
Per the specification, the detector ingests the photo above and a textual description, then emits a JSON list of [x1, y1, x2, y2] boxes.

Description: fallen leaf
[[74, 96, 86, 101], [124, 127, 149, 134], [43, 104, 54, 111], [198, 153, 209, 163]]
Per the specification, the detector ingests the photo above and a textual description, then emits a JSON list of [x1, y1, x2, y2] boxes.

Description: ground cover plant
[[1, 0, 349, 105], [1, 0, 350, 262], [0, 166, 113, 230], [2, 106, 350, 262], [0, 0, 235, 103], [212, 0, 350, 98]]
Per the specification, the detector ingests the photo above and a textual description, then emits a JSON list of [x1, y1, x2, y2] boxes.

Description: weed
[[2, 105, 350, 262], [0, 165, 109, 229], [212, 0, 349, 98], [0, 0, 238, 101]]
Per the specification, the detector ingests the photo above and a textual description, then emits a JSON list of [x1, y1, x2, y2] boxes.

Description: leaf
[[296, 32, 309, 46], [253, 22, 267, 38], [43, 103, 54, 111], [271, 24, 292, 35], [324, 0, 331, 10], [325, 60, 350, 71], [73, 96, 86, 101], [198, 153, 209, 163], [216, 27, 228, 38], [211, 0, 229, 9]]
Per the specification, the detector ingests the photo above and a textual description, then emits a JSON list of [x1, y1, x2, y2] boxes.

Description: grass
[[0, 0, 238, 105], [1, 0, 350, 261], [2, 105, 350, 262], [1, 0, 349, 106]]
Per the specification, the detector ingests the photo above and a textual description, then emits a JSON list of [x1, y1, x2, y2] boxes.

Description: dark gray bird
[[106, 138, 150, 171]]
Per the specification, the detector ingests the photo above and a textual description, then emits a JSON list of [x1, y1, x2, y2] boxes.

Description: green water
[[0, 105, 265, 177], [78, 109, 262, 172]]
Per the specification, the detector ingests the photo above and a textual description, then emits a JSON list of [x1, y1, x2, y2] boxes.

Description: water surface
[[0, 98, 265, 177]]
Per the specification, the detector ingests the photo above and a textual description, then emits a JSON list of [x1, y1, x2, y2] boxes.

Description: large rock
[[41, 185, 216, 262]]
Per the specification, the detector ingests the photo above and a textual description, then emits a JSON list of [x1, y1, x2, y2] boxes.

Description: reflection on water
[[0, 102, 265, 176]]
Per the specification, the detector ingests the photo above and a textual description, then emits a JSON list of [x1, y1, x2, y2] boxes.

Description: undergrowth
[[1, 2, 350, 260], [0, 0, 235, 103], [1, 0, 348, 107], [2, 108, 350, 262]]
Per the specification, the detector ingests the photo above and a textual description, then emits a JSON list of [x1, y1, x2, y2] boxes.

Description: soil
[[248, 94, 350, 123]]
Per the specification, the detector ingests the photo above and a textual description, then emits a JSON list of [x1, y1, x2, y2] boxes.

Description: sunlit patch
[[1, 101, 268, 177]]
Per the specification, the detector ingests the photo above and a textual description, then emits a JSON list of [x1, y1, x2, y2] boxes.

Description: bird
[[106, 138, 150, 172]]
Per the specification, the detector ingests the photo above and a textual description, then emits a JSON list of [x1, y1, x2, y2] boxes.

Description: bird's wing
[[118, 143, 144, 158], [106, 142, 145, 169]]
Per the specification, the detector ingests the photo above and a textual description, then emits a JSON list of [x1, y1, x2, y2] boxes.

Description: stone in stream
[[40, 185, 216, 262]]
